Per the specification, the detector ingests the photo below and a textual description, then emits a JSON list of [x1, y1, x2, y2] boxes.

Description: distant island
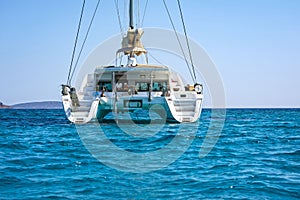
[[0, 101, 62, 109], [0, 102, 10, 108]]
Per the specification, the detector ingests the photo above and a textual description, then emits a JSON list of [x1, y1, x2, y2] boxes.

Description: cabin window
[[152, 81, 168, 91], [135, 82, 149, 91], [97, 81, 112, 92], [135, 81, 168, 92], [116, 81, 128, 92]]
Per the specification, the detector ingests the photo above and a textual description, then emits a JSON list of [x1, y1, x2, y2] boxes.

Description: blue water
[[0, 109, 299, 199]]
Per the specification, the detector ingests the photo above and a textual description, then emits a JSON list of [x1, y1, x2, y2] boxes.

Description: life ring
[[194, 83, 203, 94], [61, 85, 70, 95]]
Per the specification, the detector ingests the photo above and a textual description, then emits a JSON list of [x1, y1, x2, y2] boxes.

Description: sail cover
[[117, 28, 147, 56]]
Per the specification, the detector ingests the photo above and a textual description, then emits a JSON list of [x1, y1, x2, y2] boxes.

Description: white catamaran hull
[[62, 69, 203, 124], [62, 93, 202, 123]]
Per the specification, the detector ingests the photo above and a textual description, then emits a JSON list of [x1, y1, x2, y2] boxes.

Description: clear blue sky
[[0, 0, 299, 108]]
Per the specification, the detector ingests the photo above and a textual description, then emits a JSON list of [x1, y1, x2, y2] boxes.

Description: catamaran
[[61, 0, 203, 123]]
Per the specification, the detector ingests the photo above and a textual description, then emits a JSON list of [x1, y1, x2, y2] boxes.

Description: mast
[[129, 0, 134, 29]]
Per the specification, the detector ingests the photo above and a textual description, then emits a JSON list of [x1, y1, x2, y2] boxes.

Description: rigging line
[[67, 0, 86, 85], [123, 0, 127, 31], [162, 0, 195, 83], [114, 0, 124, 35], [177, 0, 197, 82], [137, 0, 140, 27], [148, 51, 167, 67], [69, 0, 102, 83], [134, 0, 138, 28], [141, 0, 148, 27], [122, 1, 128, 31]]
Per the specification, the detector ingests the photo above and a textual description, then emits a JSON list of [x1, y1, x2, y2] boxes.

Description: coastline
[[0, 101, 62, 109]]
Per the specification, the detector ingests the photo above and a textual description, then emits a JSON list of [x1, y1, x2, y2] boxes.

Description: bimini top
[[94, 64, 169, 73]]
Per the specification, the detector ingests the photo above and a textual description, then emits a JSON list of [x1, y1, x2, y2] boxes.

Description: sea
[[0, 108, 299, 199]]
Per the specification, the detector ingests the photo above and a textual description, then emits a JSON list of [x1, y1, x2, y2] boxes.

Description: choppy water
[[0, 109, 299, 199]]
